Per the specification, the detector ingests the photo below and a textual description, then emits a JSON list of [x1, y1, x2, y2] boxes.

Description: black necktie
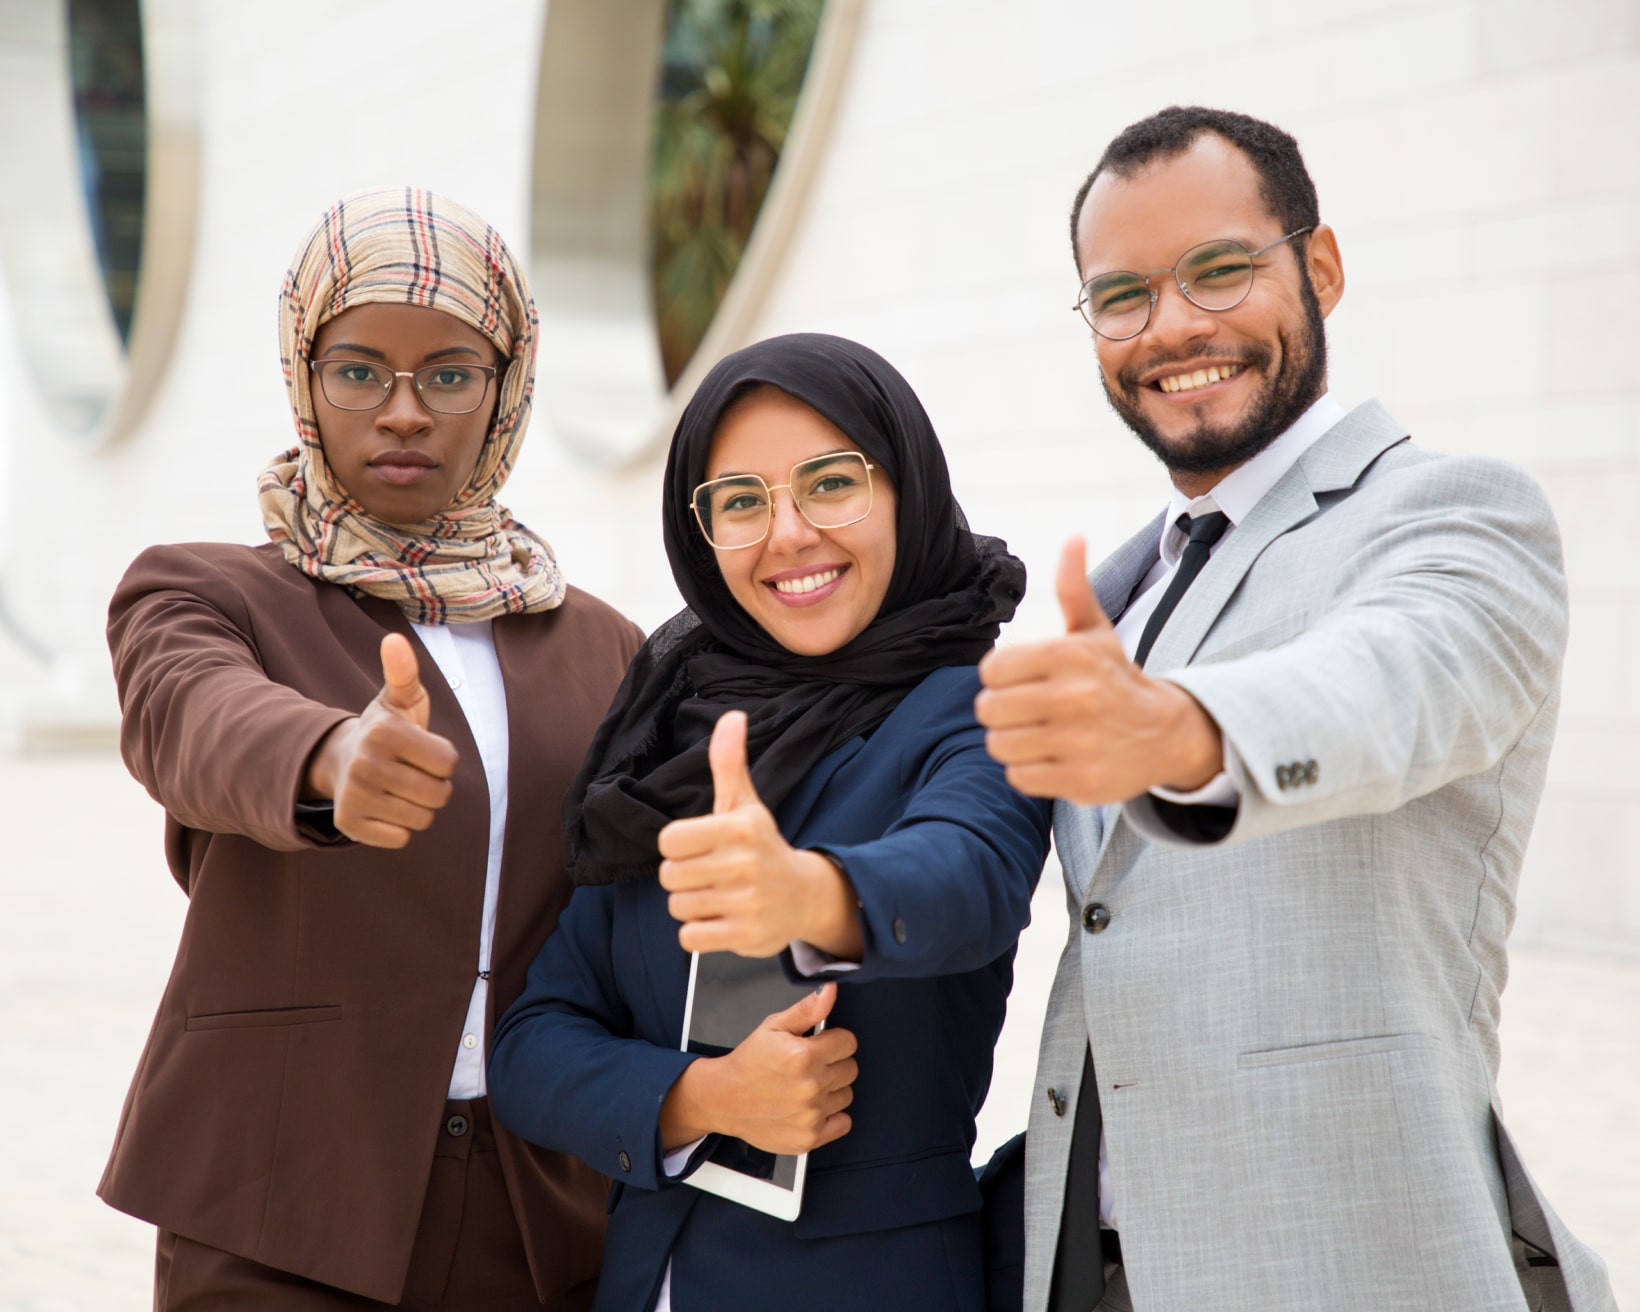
[[1048, 509, 1231, 1312], [1134, 511, 1231, 668]]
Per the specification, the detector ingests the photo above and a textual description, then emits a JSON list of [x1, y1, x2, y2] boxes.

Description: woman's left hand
[[658, 711, 863, 960]]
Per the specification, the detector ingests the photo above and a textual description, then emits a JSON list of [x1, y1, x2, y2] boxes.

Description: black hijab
[[564, 333, 1026, 886]]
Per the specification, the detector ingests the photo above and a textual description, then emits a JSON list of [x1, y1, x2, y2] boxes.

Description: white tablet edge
[[683, 1148, 807, 1221], [676, 950, 815, 1221]]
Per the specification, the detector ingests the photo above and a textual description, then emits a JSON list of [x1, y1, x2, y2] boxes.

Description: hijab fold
[[258, 186, 565, 623], [565, 333, 1026, 886]]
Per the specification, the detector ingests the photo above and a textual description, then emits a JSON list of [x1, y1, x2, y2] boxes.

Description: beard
[[1100, 277, 1329, 479]]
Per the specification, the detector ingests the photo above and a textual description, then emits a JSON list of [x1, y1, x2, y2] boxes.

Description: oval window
[[70, 0, 147, 346], [530, 0, 861, 467], [0, 0, 198, 443], [649, 0, 824, 386]]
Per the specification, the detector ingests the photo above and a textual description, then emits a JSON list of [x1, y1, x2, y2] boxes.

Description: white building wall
[[1, 0, 1636, 958], [742, 0, 1640, 954]]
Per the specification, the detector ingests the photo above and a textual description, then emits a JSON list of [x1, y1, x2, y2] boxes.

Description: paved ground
[[2, 750, 1635, 1310]]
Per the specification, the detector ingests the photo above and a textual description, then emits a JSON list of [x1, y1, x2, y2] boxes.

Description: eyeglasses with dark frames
[[692, 451, 877, 550], [308, 358, 499, 414], [1072, 227, 1313, 341]]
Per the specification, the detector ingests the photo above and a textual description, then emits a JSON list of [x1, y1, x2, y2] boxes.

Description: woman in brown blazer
[[99, 188, 642, 1310]]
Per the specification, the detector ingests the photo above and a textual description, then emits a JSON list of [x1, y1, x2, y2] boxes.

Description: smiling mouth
[[770, 567, 844, 595], [1154, 363, 1243, 394]]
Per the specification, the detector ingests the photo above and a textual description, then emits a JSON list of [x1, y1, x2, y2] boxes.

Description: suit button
[[891, 917, 908, 945], [1304, 759, 1319, 785], [445, 1115, 468, 1137], [1275, 763, 1290, 791], [617, 1150, 632, 1172], [1082, 903, 1110, 933]]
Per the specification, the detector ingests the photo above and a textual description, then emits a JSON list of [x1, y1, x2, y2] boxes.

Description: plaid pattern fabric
[[258, 186, 566, 623]]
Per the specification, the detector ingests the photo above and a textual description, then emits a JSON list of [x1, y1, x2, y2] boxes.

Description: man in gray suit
[[976, 106, 1617, 1312]]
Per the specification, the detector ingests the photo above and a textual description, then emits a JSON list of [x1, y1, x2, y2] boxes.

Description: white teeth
[[1159, 364, 1240, 393], [774, 568, 841, 594]]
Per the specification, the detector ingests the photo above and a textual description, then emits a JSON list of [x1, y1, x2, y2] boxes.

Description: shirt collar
[[1158, 391, 1346, 567]]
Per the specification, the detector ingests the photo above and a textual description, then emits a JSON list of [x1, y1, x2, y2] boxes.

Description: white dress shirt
[[409, 619, 510, 1099], [1096, 391, 1345, 1229]]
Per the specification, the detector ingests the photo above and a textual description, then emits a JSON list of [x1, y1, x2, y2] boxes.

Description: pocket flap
[[185, 1004, 343, 1031]]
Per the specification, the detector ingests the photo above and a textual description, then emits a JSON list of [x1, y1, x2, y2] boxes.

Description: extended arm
[[110, 545, 356, 850], [110, 545, 460, 851], [811, 718, 1051, 982], [1144, 457, 1566, 845], [657, 690, 1050, 979], [979, 455, 1566, 848]]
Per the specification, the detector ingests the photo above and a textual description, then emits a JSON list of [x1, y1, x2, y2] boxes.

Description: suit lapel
[[1066, 401, 1411, 888], [1138, 400, 1410, 676], [1091, 511, 1166, 622], [1136, 467, 1319, 675]]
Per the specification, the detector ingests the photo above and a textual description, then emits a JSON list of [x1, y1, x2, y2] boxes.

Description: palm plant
[[650, 0, 823, 384]]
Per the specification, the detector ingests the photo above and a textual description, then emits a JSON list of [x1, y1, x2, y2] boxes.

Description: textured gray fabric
[[1027, 401, 1617, 1312]]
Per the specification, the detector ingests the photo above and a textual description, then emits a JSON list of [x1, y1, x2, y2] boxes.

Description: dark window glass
[[649, 0, 823, 385], [68, 0, 146, 346]]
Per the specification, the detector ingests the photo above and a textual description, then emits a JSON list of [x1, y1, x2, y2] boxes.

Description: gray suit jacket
[[1026, 401, 1617, 1312]]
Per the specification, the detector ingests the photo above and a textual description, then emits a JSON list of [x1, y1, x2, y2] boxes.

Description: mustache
[[1117, 344, 1271, 391]]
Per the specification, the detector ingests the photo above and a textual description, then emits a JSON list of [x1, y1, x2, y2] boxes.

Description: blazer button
[[1082, 903, 1110, 933], [445, 1115, 468, 1137], [892, 916, 908, 945], [1275, 763, 1291, 791], [618, 1150, 632, 1173]]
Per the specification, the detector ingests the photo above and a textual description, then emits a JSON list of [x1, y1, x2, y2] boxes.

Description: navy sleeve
[[808, 669, 1052, 983], [488, 885, 699, 1192]]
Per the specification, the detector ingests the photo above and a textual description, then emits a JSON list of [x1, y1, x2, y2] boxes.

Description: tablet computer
[[677, 950, 821, 1221]]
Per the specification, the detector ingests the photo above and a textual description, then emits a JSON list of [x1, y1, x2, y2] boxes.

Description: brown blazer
[[98, 541, 644, 1305]]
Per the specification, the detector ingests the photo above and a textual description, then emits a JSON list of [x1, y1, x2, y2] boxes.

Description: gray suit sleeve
[[1125, 454, 1567, 848]]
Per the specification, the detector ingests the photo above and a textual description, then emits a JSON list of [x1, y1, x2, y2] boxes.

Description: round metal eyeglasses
[[692, 451, 876, 550], [1073, 227, 1313, 341], [308, 358, 499, 414]]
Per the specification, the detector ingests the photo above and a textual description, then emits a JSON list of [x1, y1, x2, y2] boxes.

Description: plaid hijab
[[258, 186, 566, 623]]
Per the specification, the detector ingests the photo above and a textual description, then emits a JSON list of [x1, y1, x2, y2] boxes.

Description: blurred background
[[0, 0, 1635, 1306]]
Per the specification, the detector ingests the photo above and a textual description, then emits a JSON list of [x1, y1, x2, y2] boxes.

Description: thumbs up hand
[[377, 629, 433, 730], [658, 711, 864, 960], [302, 633, 460, 847], [708, 704, 758, 816], [975, 537, 1223, 805]]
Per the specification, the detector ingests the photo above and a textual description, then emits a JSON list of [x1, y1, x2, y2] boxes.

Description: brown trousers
[[155, 1099, 595, 1311]]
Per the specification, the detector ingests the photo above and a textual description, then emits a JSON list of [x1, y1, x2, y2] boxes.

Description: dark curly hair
[[1068, 106, 1321, 269]]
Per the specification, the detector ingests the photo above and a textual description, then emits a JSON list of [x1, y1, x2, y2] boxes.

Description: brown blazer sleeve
[[108, 543, 355, 855]]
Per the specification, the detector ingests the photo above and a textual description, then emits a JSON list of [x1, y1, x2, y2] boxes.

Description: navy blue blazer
[[490, 665, 1051, 1312]]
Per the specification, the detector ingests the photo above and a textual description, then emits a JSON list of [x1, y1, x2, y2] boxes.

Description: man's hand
[[975, 537, 1223, 804], [303, 634, 459, 847], [659, 982, 858, 1154], [658, 711, 863, 960]]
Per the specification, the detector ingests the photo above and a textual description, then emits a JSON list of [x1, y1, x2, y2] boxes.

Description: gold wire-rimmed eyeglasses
[[691, 451, 876, 550], [1072, 227, 1313, 340], [308, 358, 499, 414]]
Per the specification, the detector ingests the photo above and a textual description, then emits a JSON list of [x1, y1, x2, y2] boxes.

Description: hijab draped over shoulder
[[565, 332, 1027, 886], [258, 186, 565, 623]]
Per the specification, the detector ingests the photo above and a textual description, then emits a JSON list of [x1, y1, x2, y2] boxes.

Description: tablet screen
[[680, 952, 819, 1207]]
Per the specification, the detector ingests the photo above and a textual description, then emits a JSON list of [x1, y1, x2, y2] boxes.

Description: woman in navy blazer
[[489, 334, 1050, 1312]]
